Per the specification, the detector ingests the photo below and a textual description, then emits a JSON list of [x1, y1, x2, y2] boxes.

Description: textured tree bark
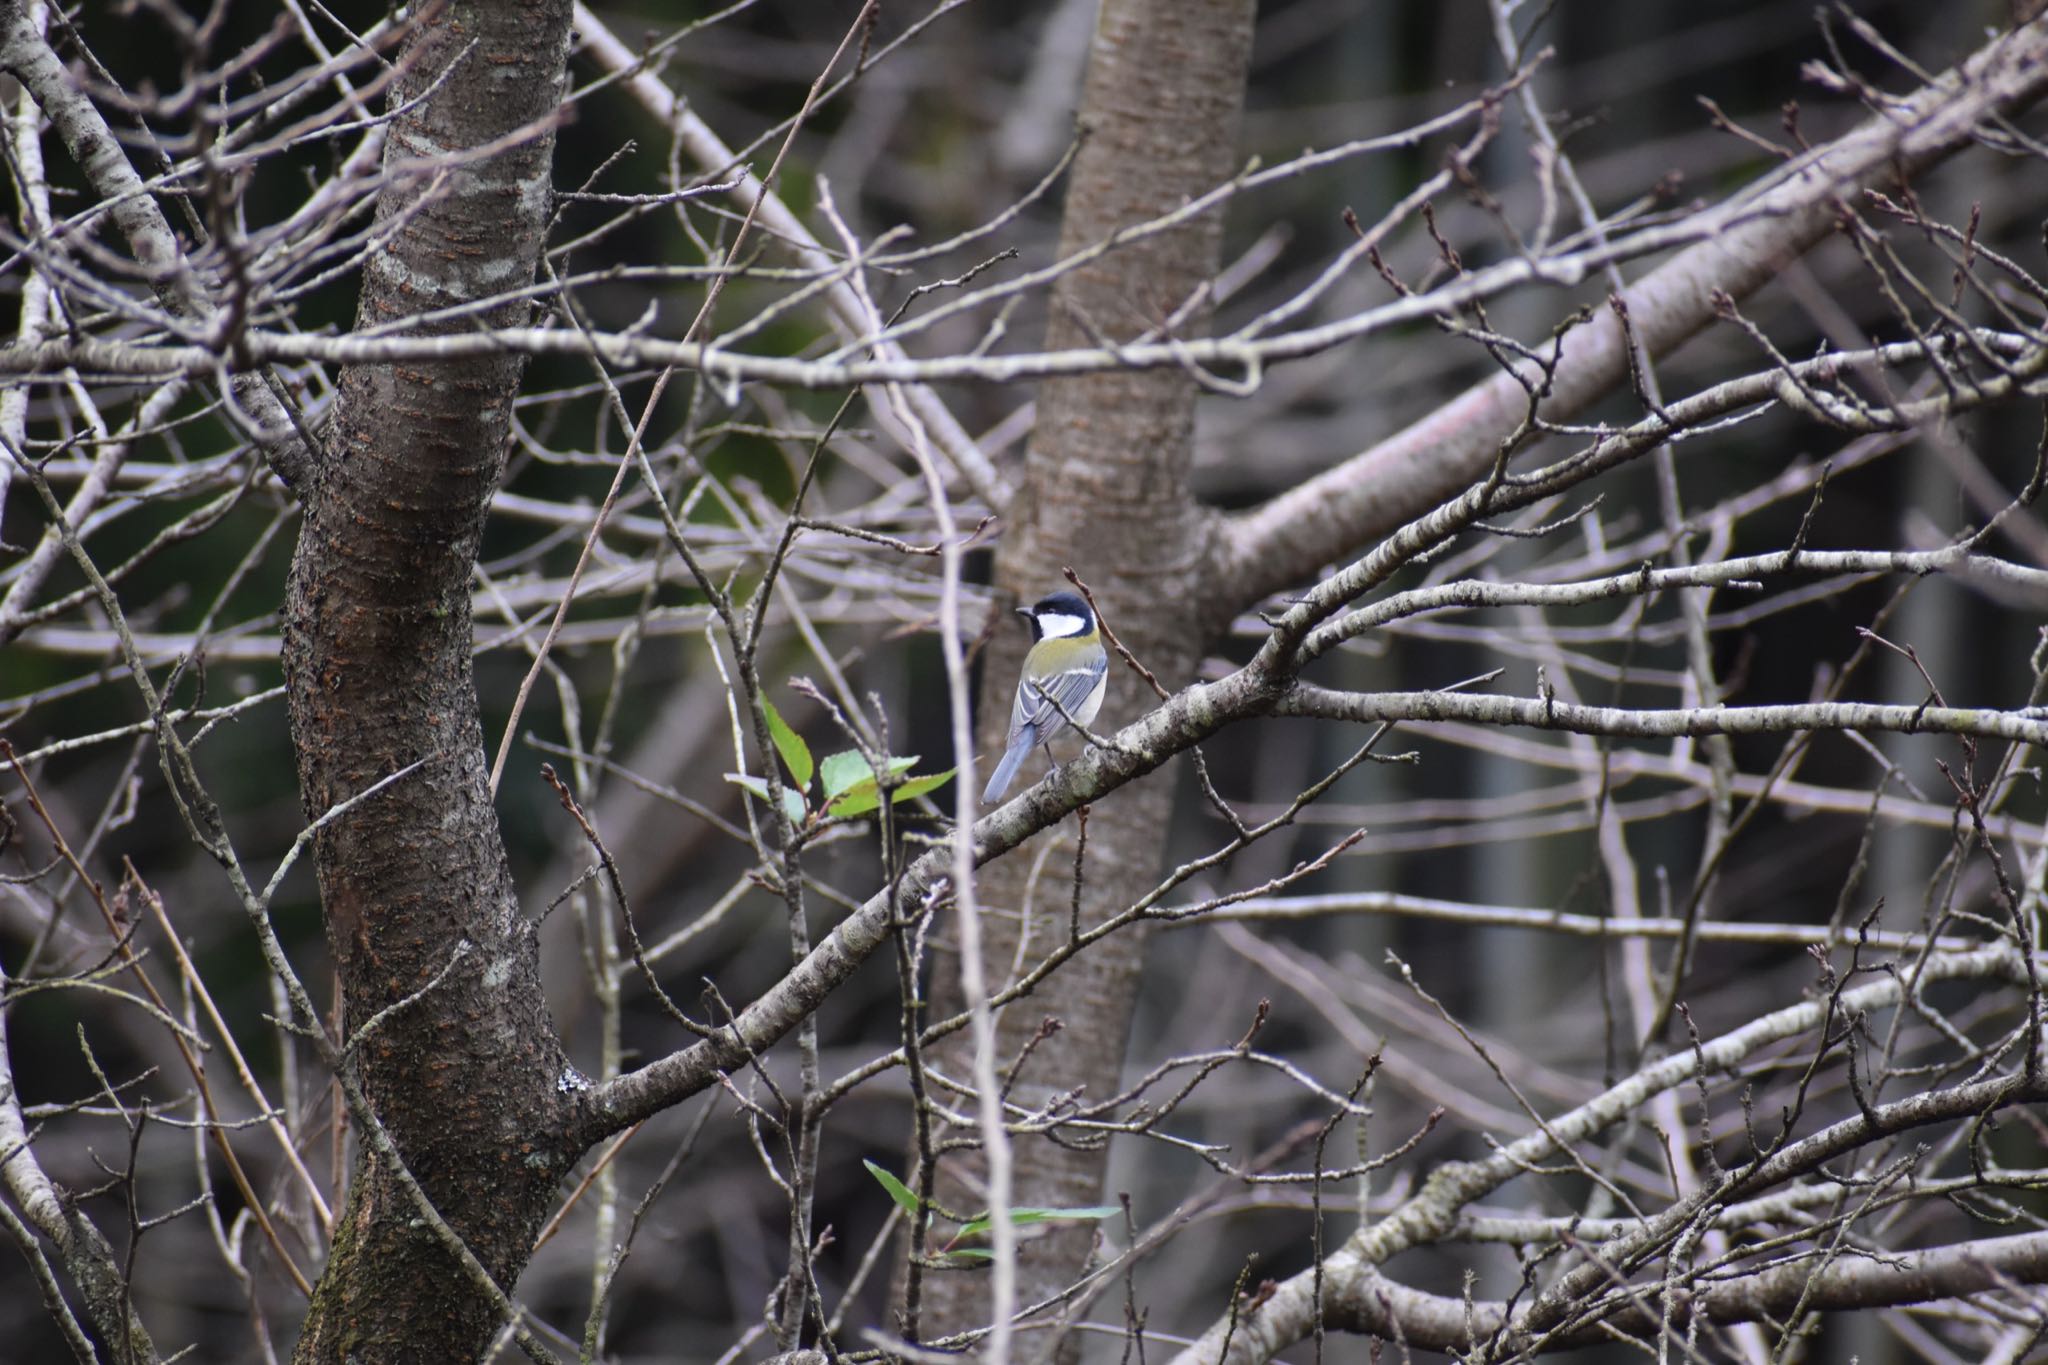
[[281, 4, 577, 1361], [915, 0, 1255, 1343]]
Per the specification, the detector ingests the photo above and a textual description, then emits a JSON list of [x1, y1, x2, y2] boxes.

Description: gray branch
[[1276, 683, 2048, 748], [0, 0, 316, 488]]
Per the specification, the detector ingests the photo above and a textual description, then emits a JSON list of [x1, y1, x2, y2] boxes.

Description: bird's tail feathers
[[981, 735, 1033, 804]]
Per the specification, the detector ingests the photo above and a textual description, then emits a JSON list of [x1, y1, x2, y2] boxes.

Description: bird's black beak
[[1014, 607, 1033, 620]]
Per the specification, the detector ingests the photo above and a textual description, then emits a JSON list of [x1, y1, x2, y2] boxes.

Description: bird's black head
[[1017, 590, 1095, 641]]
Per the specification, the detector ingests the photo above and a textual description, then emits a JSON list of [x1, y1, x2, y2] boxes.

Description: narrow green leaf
[[957, 1205, 1122, 1239], [723, 772, 806, 827], [863, 1160, 924, 1216], [1013, 1205, 1122, 1223], [941, 1248, 995, 1263], [762, 698, 813, 791], [889, 770, 954, 804], [723, 772, 769, 801]]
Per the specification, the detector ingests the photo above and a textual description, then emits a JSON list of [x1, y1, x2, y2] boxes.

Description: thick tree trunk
[[282, 4, 576, 1361], [917, 0, 1256, 1343]]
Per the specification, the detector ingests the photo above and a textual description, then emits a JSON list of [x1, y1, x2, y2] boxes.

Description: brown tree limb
[[278, 3, 579, 1361]]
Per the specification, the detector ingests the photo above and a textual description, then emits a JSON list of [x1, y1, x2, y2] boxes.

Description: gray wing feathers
[[1009, 654, 1107, 742], [984, 653, 1106, 804]]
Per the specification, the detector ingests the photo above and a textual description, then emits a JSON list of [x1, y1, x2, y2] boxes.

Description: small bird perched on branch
[[982, 590, 1108, 804]]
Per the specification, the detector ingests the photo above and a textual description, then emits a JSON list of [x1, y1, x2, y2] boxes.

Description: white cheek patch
[[1035, 611, 1087, 638]]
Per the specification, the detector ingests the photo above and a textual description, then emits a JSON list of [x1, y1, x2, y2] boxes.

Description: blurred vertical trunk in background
[[912, 0, 1258, 1347]]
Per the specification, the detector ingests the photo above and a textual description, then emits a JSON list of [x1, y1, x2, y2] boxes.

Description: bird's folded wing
[[1012, 653, 1108, 737]]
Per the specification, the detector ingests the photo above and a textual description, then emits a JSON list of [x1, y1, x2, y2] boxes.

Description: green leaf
[[889, 770, 954, 805], [825, 784, 881, 818], [940, 1248, 995, 1263], [819, 751, 917, 801], [819, 750, 868, 800], [762, 698, 813, 791], [826, 766, 955, 818], [723, 772, 806, 827], [863, 1160, 923, 1216], [1017, 1204, 1122, 1223], [956, 1205, 1122, 1239]]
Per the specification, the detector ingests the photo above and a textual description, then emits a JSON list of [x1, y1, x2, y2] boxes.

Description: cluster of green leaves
[[725, 697, 954, 830], [863, 1160, 1120, 1265]]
